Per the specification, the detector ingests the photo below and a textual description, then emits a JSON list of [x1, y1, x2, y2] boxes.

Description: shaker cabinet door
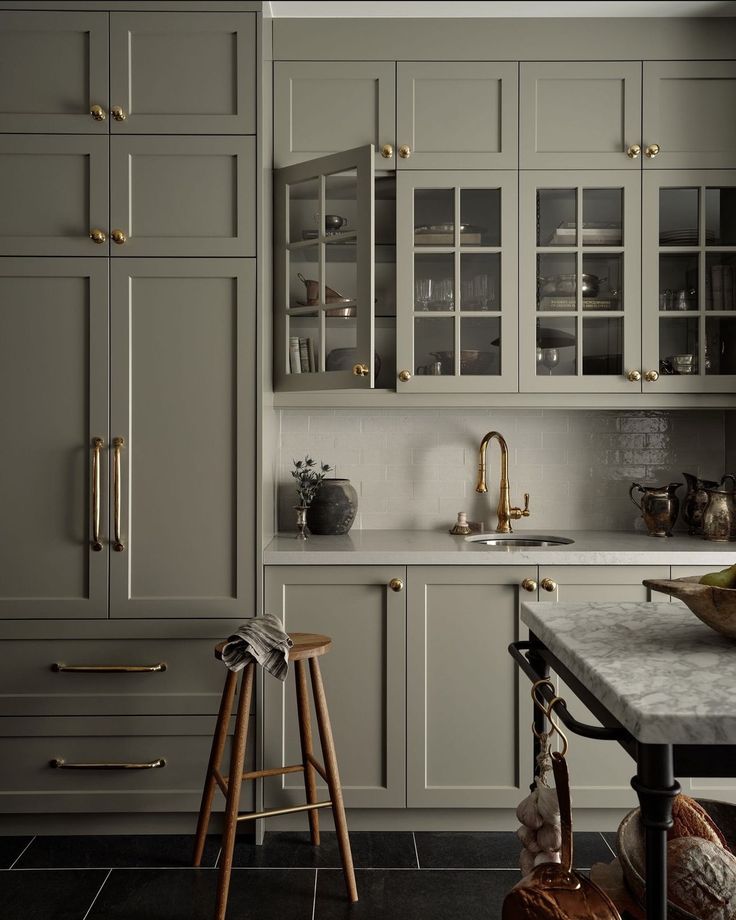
[[109, 259, 255, 619], [0, 11, 109, 134], [397, 62, 518, 169], [0, 259, 109, 620]]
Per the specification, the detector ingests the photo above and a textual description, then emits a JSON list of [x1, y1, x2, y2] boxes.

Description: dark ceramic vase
[[306, 479, 358, 535]]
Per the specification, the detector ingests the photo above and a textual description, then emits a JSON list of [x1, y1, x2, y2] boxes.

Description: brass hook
[[529, 679, 569, 757], [544, 695, 569, 758]]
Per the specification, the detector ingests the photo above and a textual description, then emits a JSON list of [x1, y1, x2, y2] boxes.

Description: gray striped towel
[[221, 615, 293, 681]]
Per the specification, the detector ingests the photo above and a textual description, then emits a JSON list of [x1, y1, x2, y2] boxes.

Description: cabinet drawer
[[0, 715, 254, 814]]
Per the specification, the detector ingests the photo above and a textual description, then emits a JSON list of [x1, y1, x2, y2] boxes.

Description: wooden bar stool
[[192, 632, 357, 919]]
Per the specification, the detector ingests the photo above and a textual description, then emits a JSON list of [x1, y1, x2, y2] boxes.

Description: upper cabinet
[[643, 62, 736, 169], [520, 62, 643, 170], [396, 62, 518, 169]]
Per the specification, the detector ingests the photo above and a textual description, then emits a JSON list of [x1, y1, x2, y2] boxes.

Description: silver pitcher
[[702, 475, 736, 542], [629, 482, 681, 537]]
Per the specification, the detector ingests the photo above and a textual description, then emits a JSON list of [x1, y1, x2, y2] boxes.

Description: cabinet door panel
[[110, 137, 255, 257], [520, 62, 642, 170], [264, 566, 406, 809], [0, 259, 108, 619], [274, 61, 396, 170], [397, 62, 517, 169], [0, 11, 108, 134], [109, 260, 255, 618], [644, 62, 736, 169], [110, 12, 255, 134], [407, 566, 535, 807], [0, 136, 108, 257]]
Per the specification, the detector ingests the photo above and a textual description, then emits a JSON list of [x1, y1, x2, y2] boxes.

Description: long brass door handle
[[90, 437, 104, 551], [112, 436, 124, 552], [52, 662, 167, 673], [50, 758, 166, 770]]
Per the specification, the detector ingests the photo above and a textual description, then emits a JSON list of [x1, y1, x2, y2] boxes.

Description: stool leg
[[193, 669, 238, 867], [215, 662, 254, 920], [309, 657, 358, 903], [294, 658, 320, 846]]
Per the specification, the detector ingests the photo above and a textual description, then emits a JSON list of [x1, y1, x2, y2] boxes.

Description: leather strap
[[552, 751, 573, 873]]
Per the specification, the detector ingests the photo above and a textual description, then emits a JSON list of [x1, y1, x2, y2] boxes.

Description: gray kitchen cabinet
[[406, 566, 535, 807], [109, 12, 255, 135], [0, 136, 108, 257], [274, 61, 396, 170], [519, 170, 642, 393], [0, 259, 109, 620], [643, 62, 736, 170], [109, 259, 255, 619], [110, 136, 256, 257], [0, 11, 108, 134], [263, 565, 407, 809], [520, 62, 643, 170], [396, 170, 518, 392], [396, 62, 518, 170]]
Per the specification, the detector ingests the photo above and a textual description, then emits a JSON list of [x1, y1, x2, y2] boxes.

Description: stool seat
[[214, 632, 331, 662]]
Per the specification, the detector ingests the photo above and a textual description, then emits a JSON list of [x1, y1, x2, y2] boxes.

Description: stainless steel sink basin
[[465, 534, 574, 548]]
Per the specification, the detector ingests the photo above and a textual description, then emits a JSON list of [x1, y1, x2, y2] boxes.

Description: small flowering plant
[[291, 456, 332, 508]]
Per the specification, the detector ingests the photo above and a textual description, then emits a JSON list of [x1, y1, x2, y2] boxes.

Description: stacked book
[[710, 264, 735, 310], [289, 336, 317, 373]]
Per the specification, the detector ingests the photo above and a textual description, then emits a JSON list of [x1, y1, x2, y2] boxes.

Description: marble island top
[[264, 529, 736, 565], [521, 600, 736, 745]]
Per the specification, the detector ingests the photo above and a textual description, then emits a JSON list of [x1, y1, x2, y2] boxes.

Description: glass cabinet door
[[274, 145, 375, 390], [643, 171, 736, 393], [396, 171, 517, 392], [519, 171, 641, 393]]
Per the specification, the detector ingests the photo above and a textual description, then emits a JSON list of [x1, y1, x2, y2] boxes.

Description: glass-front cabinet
[[520, 172, 641, 392], [643, 171, 736, 393], [396, 172, 518, 392]]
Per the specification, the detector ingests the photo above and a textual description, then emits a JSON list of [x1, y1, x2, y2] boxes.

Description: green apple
[[700, 564, 736, 588]]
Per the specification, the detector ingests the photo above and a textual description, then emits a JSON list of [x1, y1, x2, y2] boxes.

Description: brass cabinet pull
[[381, 144, 394, 159], [521, 578, 537, 593], [111, 105, 127, 122], [389, 577, 404, 592], [398, 145, 411, 159], [644, 369, 659, 383], [90, 104, 106, 122], [627, 369, 641, 382], [626, 143, 641, 159], [89, 228, 106, 245], [398, 370, 412, 382], [90, 437, 104, 552], [645, 143, 660, 159], [540, 577, 557, 593], [50, 758, 166, 770], [112, 436, 124, 552], [352, 363, 370, 377], [52, 662, 167, 673], [110, 229, 127, 245]]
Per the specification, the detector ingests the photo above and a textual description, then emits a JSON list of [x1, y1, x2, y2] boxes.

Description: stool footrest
[[236, 800, 332, 823]]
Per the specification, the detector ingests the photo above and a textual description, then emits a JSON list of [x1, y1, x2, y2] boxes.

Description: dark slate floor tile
[[315, 869, 518, 920], [414, 831, 614, 870], [86, 868, 315, 920], [602, 831, 618, 856], [572, 832, 618, 868], [0, 868, 107, 920], [0, 836, 32, 869], [231, 831, 417, 869], [15, 834, 220, 869]]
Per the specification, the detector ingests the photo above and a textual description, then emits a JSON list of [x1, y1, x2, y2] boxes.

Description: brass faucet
[[475, 431, 531, 533]]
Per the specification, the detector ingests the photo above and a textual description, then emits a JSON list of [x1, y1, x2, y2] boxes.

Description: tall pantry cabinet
[[0, 6, 259, 820]]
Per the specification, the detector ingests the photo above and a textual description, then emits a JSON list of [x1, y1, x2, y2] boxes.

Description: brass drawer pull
[[540, 577, 558, 593], [381, 144, 394, 159], [52, 662, 167, 673], [111, 105, 127, 122], [90, 104, 106, 122], [50, 758, 166, 770], [90, 437, 104, 552], [388, 577, 404, 592], [521, 578, 537, 593]]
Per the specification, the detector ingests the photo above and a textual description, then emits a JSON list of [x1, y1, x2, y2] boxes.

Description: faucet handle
[[522, 493, 530, 515], [511, 493, 531, 520]]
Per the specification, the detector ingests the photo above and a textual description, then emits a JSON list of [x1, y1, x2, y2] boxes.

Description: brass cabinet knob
[[381, 144, 394, 159], [398, 145, 412, 159], [398, 369, 412, 382], [521, 578, 537, 593], [89, 228, 106, 244], [110, 229, 127, 245], [90, 104, 106, 122], [111, 105, 127, 122], [352, 363, 370, 377], [540, 577, 557, 593], [389, 577, 404, 592], [644, 369, 659, 382], [627, 369, 641, 382], [645, 143, 660, 159], [626, 143, 641, 159]]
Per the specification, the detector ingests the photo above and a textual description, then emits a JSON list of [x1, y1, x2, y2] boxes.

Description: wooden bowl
[[643, 575, 736, 638], [617, 799, 736, 919]]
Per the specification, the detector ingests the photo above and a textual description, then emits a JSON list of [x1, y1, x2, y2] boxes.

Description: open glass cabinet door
[[274, 144, 375, 390]]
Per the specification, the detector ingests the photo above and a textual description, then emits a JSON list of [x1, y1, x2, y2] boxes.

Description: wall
[[277, 409, 726, 532]]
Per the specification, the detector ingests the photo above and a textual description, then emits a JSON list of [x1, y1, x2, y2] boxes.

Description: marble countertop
[[264, 529, 736, 565], [521, 600, 736, 745]]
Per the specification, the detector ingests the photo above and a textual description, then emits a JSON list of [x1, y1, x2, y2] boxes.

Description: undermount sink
[[465, 534, 575, 548]]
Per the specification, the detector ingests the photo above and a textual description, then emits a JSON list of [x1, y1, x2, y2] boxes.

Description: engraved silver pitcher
[[702, 475, 736, 542]]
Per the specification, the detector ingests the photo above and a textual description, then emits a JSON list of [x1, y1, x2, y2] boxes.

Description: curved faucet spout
[[475, 430, 529, 533]]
